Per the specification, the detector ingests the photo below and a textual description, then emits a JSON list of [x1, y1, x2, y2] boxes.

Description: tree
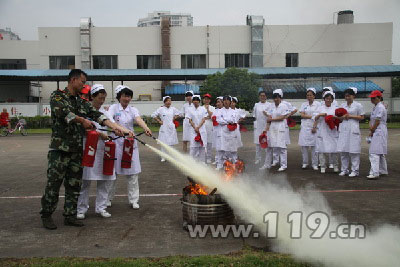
[[200, 68, 261, 111], [392, 77, 400, 97]]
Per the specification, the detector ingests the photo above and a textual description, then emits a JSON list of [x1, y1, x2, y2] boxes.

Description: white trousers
[[263, 147, 287, 168], [263, 147, 273, 168], [369, 154, 388, 176], [301, 146, 318, 167], [216, 150, 224, 169], [77, 180, 111, 214], [340, 153, 360, 174], [206, 142, 213, 163], [319, 153, 338, 169], [255, 144, 263, 161], [190, 146, 206, 163], [108, 174, 139, 205]]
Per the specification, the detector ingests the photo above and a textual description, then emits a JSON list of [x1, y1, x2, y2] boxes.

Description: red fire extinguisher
[[121, 137, 134, 169], [103, 140, 116, 175], [82, 130, 99, 167]]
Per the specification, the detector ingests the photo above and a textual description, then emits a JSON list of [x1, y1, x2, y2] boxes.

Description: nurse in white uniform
[[253, 91, 271, 164], [212, 97, 223, 168], [216, 96, 239, 167], [321, 87, 339, 169], [151, 96, 182, 162], [272, 89, 297, 166], [106, 85, 152, 209], [367, 90, 388, 179], [312, 91, 339, 174], [77, 85, 118, 219], [260, 89, 289, 171], [181, 90, 194, 153], [337, 87, 365, 177], [298, 88, 321, 170], [231, 97, 246, 149], [202, 93, 215, 164], [186, 95, 208, 163]]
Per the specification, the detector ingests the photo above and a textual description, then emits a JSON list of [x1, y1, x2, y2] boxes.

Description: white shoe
[[76, 213, 85, 220], [312, 166, 319, 171], [161, 158, 166, 162], [339, 171, 347, 176], [329, 164, 334, 169], [254, 159, 260, 165], [259, 165, 270, 170], [320, 168, 326, 174], [367, 174, 379, 180], [302, 164, 308, 169], [271, 163, 278, 167], [97, 211, 111, 218], [212, 161, 217, 165], [132, 203, 140, 209], [348, 172, 358, 177], [278, 167, 286, 172], [333, 167, 339, 173], [106, 200, 112, 207]]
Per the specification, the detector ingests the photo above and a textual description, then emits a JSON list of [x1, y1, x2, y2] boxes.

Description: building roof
[[0, 65, 399, 81]]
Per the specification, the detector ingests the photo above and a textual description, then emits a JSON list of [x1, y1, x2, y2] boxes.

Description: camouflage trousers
[[40, 150, 83, 218]]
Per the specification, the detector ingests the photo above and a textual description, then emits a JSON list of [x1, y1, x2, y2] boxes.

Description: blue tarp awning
[[332, 81, 383, 92], [165, 84, 200, 95]]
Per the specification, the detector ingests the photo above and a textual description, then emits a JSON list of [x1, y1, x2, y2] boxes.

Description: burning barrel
[[182, 178, 235, 230]]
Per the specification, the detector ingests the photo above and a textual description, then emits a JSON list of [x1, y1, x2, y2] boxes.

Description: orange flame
[[224, 159, 245, 181], [189, 183, 209, 195]]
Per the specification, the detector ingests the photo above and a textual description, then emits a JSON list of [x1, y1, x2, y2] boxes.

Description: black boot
[[64, 216, 84, 227], [42, 216, 57, 230]]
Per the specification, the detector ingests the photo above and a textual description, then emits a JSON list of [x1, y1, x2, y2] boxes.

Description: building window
[[93, 55, 118, 69], [225, 54, 250, 68], [286, 53, 298, 67], [137, 55, 162, 69], [0, 59, 26, 69], [181, 54, 206, 69], [49, 56, 75, 69]]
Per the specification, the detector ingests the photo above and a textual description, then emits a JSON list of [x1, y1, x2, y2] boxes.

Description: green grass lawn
[[0, 247, 312, 266], [25, 122, 400, 135]]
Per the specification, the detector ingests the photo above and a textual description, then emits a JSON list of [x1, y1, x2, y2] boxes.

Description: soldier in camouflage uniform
[[40, 69, 130, 230]]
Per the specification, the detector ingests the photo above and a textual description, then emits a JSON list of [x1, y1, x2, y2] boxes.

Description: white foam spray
[[146, 139, 400, 267]]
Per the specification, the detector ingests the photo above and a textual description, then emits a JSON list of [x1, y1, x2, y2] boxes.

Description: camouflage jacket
[[49, 88, 108, 153]]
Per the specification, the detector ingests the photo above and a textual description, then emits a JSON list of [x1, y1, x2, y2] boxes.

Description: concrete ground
[[0, 129, 399, 258]]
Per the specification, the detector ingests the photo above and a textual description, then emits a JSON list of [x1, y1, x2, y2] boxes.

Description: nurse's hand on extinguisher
[[144, 127, 152, 137]]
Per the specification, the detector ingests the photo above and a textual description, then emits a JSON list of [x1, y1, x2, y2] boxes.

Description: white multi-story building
[[0, 11, 395, 114], [138, 11, 193, 27]]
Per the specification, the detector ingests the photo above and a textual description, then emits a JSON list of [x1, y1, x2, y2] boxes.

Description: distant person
[[253, 91, 271, 165], [202, 93, 215, 164], [186, 95, 208, 163], [367, 90, 388, 179], [298, 88, 321, 170], [272, 89, 297, 167], [181, 90, 194, 153], [337, 87, 365, 177], [0, 108, 11, 130], [312, 91, 339, 174], [260, 90, 289, 171], [231, 97, 246, 150], [216, 96, 240, 168], [151, 96, 182, 162], [212, 97, 223, 168]]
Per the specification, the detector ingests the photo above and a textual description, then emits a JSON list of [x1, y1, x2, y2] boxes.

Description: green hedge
[[10, 116, 52, 129]]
